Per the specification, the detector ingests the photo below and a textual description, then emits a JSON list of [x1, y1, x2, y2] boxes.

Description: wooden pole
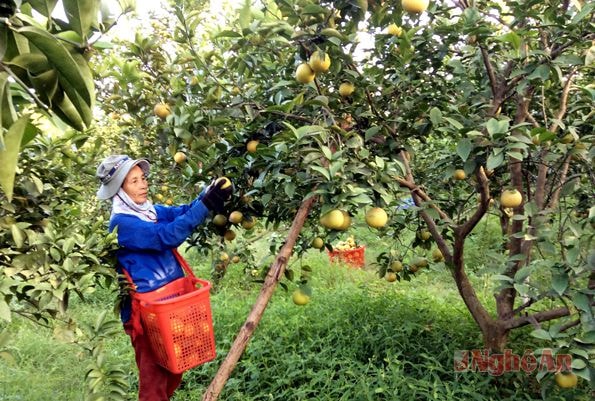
[[201, 195, 317, 401]]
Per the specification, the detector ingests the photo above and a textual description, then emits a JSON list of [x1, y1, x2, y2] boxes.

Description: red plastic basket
[[126, 251, 216, 374], [327, 246, 365, 268]]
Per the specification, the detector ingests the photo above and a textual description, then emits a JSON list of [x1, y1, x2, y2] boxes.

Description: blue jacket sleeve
[[110, 200, 210, 251]]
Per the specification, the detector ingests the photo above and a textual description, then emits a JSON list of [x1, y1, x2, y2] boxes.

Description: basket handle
[[172, 248, 197, 279], [119, 248, 198, 289]]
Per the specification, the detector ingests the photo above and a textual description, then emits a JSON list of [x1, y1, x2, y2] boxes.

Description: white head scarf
[[111, 188, 157, 222]]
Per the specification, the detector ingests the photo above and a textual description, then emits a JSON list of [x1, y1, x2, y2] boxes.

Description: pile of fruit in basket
[[334, 236, 358, 251]]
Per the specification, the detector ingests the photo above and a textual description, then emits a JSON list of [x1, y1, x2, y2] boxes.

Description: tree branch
[[456, 167, 491, 238], [202, 196, 317, 401], [547, 68, 577, 134], [504, 306, 570, 330], [479, 46, 498, 98]]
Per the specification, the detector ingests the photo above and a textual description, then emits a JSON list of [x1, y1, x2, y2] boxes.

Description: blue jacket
[[109, 194, 209, 322]]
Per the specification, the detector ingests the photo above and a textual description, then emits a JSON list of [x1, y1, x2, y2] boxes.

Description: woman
[[96, 154, 230, 401]]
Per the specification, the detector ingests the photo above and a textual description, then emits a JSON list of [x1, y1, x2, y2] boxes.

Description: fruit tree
[[98, 2, 592, 393]]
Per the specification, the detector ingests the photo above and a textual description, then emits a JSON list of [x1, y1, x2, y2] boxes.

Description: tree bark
[[201, 196, 317, 401]]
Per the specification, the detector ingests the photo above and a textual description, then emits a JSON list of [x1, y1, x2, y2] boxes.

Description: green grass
[[0, 227, 591, 401]]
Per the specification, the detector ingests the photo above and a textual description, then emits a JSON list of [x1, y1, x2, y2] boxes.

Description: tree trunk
[[201, 196, 316, 401], [483, 321, 509, 352]]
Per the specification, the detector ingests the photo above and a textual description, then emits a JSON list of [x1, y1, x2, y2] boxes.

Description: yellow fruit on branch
[[554, 372, 578, 388], [153, 103, 171, 119], [212, 214, 227, 226], [365, 207, 388, 229], [292, 289, 310, 306], [308, 50, 331, 73], [338, 211, 351, 231], [232, 255, 240, 263], [418, 230, 431, 241], [246, 140, 259, 153], [401, 0, 429, 13], [229, 210, 243, 224], [385, 271, 398, 282], [295, 63, 315, 84], [453, 169, 466, 180], [216, 176, 232, 189], [391, 260, 403, 272], [223, 229, 236, 241], [320, 209, 345, 230], [241, 217, 256, 230], [311, 237, 324, 249], [219, 252, 229, 262], [387, 24, 403, 36], [339, 82, 355, 97], [500, 189, 523, 208], [432, 248, 444, 262], [173, 151, 187, 164]]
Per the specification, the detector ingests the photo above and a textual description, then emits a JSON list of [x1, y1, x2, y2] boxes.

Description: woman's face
[[122, 165, 148, 204]]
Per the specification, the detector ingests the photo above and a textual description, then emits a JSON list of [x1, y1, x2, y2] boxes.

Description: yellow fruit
[[311, 237, 324, 249], [365, 207, 388, 229], [453, 169, 466, 180], [387, 23, 403, 36], [338, 211, 351, 231], [432, 248, 444, 262], [165, 198, 173, 206], [160, 185, 168, 192], [308, 50, 331, 73], [385, 272, 398, 282], [153, 103, 171, 119], [339, 82, 355, 97], [560, 133, 575, 144], [241, 217, 256, 230], [292, 289, 310, 306], [216, 176, 232, 189], [232, 255, 240, 263], [220, 252, 229, 262], [418, 229, 431, 241], [173, 343, 182, 359], [500, 189, 523, 208], [212, 214, 227, 226], [229, 211, 243, 224], [155, 193, 164, 201], [223, 229, 236, 241], [247, 140, 259, 153], [391, 260, 403, 272], [320, 209, 345, 230], [174, 151, 187, 164], [411, 257, 428, 270], [295, 63, 315, 83], [401, 0, 429, 13], [554, 372, 578, 388], [171, 318, 185, 336]]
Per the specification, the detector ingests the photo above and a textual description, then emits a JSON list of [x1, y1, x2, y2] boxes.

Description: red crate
[[327, 246, 365, 268]]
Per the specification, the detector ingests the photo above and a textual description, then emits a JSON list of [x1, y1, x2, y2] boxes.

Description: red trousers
[[124, 322, 183, 401]]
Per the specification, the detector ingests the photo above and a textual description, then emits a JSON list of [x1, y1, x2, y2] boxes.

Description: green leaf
[[429, 107, 442, 125], [486, 149, 504, 170], [14, 26, 93, 107], [62, 0, 98, 39], [527, 65, 550, 81], [0, 115, 29, 201], [572, 292, 591, 313], [531, 329, 551, 340], [310, 166, 330, 181], [551, 272, 568, 296], [364, 126, 381, 140], [486, 118, 509, 136], [238, 0, 252, 30], [496, 32, 521, 51], [26, 0, 59, 17], [0, 72, 17, 129], [456, 138, 472, 161], [0, 299, 11, 322]]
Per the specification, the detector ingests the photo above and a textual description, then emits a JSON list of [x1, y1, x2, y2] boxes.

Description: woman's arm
[[110, 199, 210, 251]]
